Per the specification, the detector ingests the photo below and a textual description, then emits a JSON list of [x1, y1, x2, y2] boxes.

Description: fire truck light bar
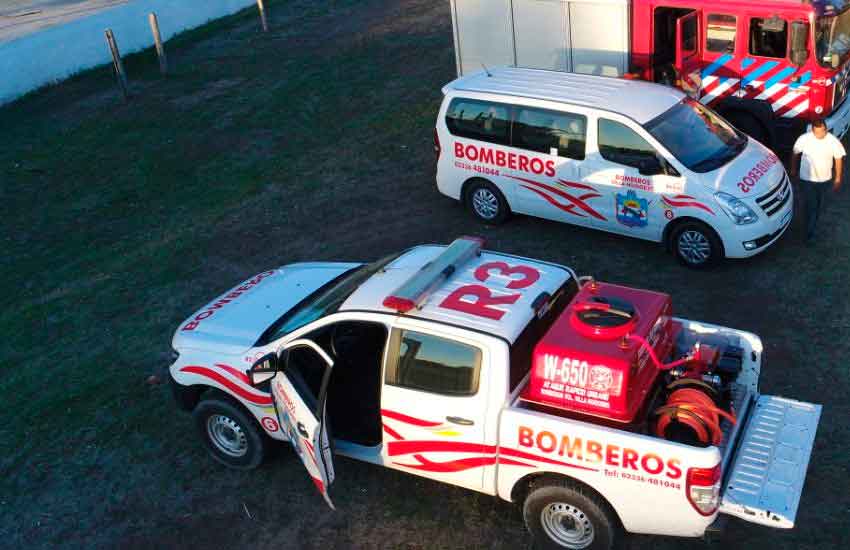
[[382, 236, 484, 313]]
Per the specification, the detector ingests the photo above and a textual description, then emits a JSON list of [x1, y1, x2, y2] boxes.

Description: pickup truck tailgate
[[720, 395, 821, 528]]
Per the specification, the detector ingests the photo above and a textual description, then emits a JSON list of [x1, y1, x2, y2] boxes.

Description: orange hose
[[656, 388, 736, 446]]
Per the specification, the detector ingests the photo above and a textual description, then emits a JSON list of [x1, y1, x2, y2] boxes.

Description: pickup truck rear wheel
[[523, 479, 619, 550], [193, 396, 267, 470]]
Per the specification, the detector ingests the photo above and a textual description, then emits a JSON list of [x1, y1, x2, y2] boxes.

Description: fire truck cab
[[169, 237, 821, 550], [449, 0, 850, 149]]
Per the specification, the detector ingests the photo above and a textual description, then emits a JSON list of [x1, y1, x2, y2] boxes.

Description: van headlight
[[714, 192, 758, 225]]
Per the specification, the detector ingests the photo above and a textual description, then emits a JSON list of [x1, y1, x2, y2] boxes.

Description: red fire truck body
[[450, 0, 850, 148]]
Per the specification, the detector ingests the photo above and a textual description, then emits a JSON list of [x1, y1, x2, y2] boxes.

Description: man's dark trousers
[[800, 179, 828, 240]]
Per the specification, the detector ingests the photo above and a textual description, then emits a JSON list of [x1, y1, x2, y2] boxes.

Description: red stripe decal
[[774, 93, 808, 117], [395, 455, 498, 472], [499, 457, 538, 468], [661, 197, 715, 215], [382, 424, 405, 441], [510, 176, 607, 220], [700, 77, 723, 96], [521, 186, 588, 218], [499, 447, 599, 472], [311, 476, 325, 494], [381, 409, 442, 427], [388, 440, 497, 457], [577, 192, 601, 201], [303, 439, 320, 469], [214, 363, 250, 384], [557, 178, 596, 191], [180, 366, 273, 405], [395, 453, 537, 473]]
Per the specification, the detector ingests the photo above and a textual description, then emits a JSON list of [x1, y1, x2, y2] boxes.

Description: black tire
[[725, 112, 767, 146], [193, 396, 267, 470], [465, 179, 510, 224], [523, 478, 620, 550], [670, 220, 723, 269]]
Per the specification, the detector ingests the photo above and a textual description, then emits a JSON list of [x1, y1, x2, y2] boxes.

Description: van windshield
[[645, 98, 747, 173]]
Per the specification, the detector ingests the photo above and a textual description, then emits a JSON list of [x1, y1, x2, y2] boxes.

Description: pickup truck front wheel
[[523, 479, 619, 550], [193, 396, 267, 470]]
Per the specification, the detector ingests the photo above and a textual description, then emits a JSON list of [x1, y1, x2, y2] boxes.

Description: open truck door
[[675, 10, 703, 96], [253, 339, 337, 508]]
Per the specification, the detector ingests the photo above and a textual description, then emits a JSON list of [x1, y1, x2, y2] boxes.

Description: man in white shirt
[[790, 119, 845, 241]]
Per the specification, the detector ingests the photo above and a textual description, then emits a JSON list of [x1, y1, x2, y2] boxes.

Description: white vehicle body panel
[[436, 67, 793, 259], [170, 243, 821, 540], [341, 245, 572, 343], [719, 395, 822, 528], [498, 403, 721, 536], [450, 0, 630, 78]]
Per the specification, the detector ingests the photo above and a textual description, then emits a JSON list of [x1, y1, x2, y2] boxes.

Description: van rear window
[[445, 98, 511, 145]]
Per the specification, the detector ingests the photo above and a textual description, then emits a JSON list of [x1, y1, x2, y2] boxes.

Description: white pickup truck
[[169, 237, 820, 550]]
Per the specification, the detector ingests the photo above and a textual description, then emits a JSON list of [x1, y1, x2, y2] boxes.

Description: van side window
[[513, 108, 587, 160], [749, 17, 787, 59], [445, 98, 511, 145], [597, 119, 659, 170], [706, 14, 737, 53], [386, 330, 481, 396]]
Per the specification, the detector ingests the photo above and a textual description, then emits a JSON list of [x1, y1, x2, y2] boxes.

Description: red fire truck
[[450, 0, 850, 149]]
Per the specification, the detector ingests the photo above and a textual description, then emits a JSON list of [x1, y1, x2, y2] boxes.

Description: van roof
[[340, 243, 573, 344], [443, 67, 686, 125]]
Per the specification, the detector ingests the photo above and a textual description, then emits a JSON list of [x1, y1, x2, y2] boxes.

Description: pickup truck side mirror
[[790, 21, 809, 67], [249, 353, 278, 385]]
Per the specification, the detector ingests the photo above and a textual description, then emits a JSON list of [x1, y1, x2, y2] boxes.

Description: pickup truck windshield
[[257, 252, 402, 345], [645, 98, 746, 173], [816, 8, 850, 67]]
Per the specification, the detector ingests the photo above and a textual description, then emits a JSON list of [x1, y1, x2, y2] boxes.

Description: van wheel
[[465, 179, 510, 224], [523, 478, 619, 550], [671, 221, 723, 269], [193, 396, 267, 470]]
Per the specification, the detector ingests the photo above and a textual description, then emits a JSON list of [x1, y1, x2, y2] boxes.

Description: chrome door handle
[[446, 416, 474, 426]]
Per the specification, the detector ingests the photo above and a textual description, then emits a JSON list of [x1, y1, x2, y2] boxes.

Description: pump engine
[[523, 279, 742, 447]]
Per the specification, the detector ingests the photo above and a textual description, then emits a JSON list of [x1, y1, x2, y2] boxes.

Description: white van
[[435, 67, 793, 267]]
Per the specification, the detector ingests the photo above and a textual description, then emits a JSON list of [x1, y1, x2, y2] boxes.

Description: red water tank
[[523, 281, 674, 423]]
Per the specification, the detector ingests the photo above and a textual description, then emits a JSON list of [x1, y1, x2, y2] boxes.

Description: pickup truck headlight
[[714, 192, 758, 225]]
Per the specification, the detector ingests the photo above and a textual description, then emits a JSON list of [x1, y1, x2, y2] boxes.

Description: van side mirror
[[638, 156, 664, 176], [249, 353, 278, 385], [790, 21, 809, 66]]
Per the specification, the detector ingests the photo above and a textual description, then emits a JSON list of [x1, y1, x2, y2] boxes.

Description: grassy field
[[1, 0, 848, 548]]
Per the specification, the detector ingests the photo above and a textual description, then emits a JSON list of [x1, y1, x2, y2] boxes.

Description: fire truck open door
[[675, 11, 703, 96]]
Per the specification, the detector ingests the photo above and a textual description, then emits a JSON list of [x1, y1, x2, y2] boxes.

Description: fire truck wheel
[[671, 221, 722, 269], [193, 396, 267, 470], [523, 479, 619, 550], [465, 179, 510, 224]]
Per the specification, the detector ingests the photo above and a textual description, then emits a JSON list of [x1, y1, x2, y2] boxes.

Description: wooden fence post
[[104, 29, 128, 100], [149, 13, 168, 75], [257, 0, 269, 32]]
